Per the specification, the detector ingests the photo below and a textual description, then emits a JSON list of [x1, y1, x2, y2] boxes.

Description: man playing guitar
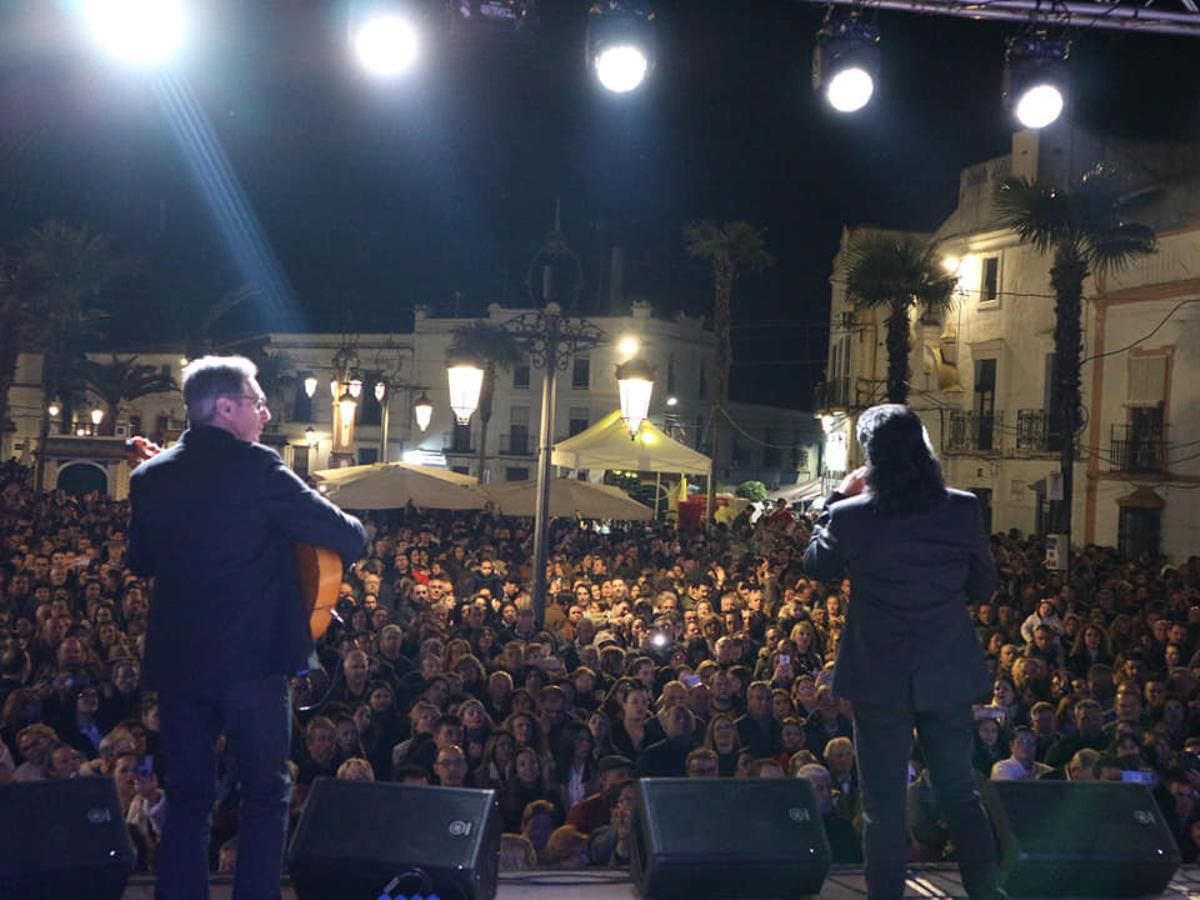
[[128, 355, 365, 900]]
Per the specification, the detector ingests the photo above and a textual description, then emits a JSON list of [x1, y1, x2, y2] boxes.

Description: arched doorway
[[57, 462, 108, 496]]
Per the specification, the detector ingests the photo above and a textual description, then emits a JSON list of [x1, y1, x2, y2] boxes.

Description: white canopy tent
[[481, 479, 652, 520], [551, 410, 711, 475], [311, 461, 486, 510]]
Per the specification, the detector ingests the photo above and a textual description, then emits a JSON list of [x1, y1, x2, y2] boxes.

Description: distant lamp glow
[[665, 395, 678, 407], [616, 358, 655, 438], [348, 378, 363, 399], [586, 1, 655, 94], [812, 16, 880, 114], [1003, 34, 1070, 130], [90, 408, 104, 427], [617, 335, 640, 357], [305, 426, 318, 447], [1015, 84, 1064, 129], [303, 376, 318, 398], [337, 390, 358, 424], [447, 361, 484, 425], [942, 255, 961, 273], [413, 392, 433, 432], [374, 381, 386, 403], [595, 45, 649, 94], [82, 0, 186, 67], [47, 402, 61, 417], [353, 11, 419, 78], [329, 378, 339, 399]]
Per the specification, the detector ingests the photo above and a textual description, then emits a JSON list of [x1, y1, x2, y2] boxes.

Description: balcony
[[498, 432, 534, 456], [812, 378, 851, 414], [946, 411, 1003, 453], [1110, 423, 1165, 474], [1016, 409, 1053, 452], [440, 431, 474, 456]]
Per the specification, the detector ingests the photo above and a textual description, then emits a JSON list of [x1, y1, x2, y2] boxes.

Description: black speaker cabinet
[[631, 777, 830, 898], [287, 778, 502, 900], [984, 780, 1181, 897], [0, 777, 137, 900]]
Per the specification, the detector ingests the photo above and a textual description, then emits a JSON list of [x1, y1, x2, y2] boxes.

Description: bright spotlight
[[1015, 84, 1064, 129], [1003, 34, 1069, 130], [82, 0, 186, 66], [942, 255, 960, 273], [587, 1, 655, 94], [595, 45, 649, 94], [826, 67, 874, 114], [812, 16, 880, 114], [618, 335, 640, 357], [354, 12, 419, 78]]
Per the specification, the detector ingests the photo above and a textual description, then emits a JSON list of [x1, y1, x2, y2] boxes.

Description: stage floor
[[121, 864, 1200, 899]]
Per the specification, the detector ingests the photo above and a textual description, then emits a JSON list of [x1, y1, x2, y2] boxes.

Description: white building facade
[[815, 129, 1200, 561]]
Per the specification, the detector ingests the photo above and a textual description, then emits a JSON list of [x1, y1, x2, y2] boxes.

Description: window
[[452, 422, 472, 452], [698, 366, 708, 401], [513, 364, 530, 389], [1119, 507, 1161, 559], [568, 407, 589, 436], [357, 447, 378, 465], [973, 358, 997, 451], [971, 488, 994, 534], [508, 406, 530, 454], [980, 256, 999, 303], [293, 372, 314, 422], [451, 465, 469, 476], [293, 444, 310, 476], [571, 357, 590, 390], [359, 371, 382, 426], [667, 355, 677, 394], [506, 467, 530, 482]]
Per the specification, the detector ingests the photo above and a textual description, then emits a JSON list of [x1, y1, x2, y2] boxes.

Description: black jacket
[[803, 488, 996, 711], [128, 426, 365, 693]]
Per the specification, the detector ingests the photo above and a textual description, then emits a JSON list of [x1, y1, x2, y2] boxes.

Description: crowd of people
[[3, 455, 1200, 874]]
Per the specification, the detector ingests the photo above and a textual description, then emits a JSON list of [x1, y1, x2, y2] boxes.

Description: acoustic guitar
[[126, 436, 343, 640]]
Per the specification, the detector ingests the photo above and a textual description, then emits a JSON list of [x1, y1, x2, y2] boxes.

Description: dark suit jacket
[[803, 488, 996, 711], [128, 426, 366, 693]]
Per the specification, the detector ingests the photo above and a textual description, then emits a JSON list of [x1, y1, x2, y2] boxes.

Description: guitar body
[[128, 436, 344, 640], [294, 543, 343, 640]]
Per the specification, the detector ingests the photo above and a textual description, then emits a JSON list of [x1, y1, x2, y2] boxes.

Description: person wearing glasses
[[128, 355, 365, 900]]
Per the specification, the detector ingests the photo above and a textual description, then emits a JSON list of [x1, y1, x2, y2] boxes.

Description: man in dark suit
[[804, 404, 1001, 900], [129, 355, 365, 900]]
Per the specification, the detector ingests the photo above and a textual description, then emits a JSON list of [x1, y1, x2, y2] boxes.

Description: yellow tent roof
[[551, 410, 712, 476]]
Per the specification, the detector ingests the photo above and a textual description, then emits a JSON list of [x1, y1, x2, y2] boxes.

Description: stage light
[[1003, 34, 1070, 130], [587, 1, 655, 94], [81, 0, 186, 67], [812, 16, 880, 114], [353, 10, 419, 78]]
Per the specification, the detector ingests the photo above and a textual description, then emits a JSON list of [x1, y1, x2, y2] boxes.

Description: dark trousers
[[156, 674, 292, 900], [853, 701, 998, 900]]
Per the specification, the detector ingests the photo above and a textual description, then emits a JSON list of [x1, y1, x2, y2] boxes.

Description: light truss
[[798, 0, 1200, 37]]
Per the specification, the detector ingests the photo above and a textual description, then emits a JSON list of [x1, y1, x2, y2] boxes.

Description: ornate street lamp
[[447, 359, 485, 426], [90, 408, 104, 434], [304, 375, 318, 399], [616, 358, 655, 437], [47, 401, 61, 418], [413, 392, 433, 433]]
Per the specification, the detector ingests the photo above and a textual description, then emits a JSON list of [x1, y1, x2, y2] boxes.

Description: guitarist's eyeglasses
[[235, 394, 269, 413]]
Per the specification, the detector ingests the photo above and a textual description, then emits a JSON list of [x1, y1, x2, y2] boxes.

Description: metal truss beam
[[800, 0, 1200, 37]]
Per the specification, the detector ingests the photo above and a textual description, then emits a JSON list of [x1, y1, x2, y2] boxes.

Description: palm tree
[[448, 322, 523, 483], [0, 248, 40, 431], [683, 220, 775, 519], [83, 355, 177, 436], [184, 283, 260, 360], [843, 231, 958, 406], [994, 163, 1156, 546]]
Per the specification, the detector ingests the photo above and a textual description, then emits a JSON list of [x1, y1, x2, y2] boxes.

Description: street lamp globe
[[337, 390, 358, 424], [348, 378, 363, 399], [413, 392, 434, 432], [303, 376, 318, 399], [447, 362, 484, 426], [305, 426, 318, 448], [47, 401, 61, 418], [90, 408, 105, 427], [616, 358, 655, 438], [374, 381, 386, 403]]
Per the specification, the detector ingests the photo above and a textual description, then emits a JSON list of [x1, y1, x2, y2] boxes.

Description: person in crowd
[[991, 727, 1052, 780]]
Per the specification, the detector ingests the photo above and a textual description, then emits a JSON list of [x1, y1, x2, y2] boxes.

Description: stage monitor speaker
[[631, 777, 830, 898], [984, 780, 1181, 897], [0, 777, 136, 900], [287, 778, 502, 900]]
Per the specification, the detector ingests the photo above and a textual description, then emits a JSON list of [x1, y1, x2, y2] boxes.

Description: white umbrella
[[481, 479, 652, 520], [312, 461, 486, 510]]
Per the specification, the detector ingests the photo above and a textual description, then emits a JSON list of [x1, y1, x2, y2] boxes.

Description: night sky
[[1, 0, 1197, 408]]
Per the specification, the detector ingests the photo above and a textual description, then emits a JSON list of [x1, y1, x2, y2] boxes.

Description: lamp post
[[329, 344, 360, 467], [373, 377, 433, 463]]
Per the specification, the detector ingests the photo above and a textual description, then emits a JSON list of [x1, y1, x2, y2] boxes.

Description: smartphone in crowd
[[681, 673, 702, 689], [778, 654, 791, 666]]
